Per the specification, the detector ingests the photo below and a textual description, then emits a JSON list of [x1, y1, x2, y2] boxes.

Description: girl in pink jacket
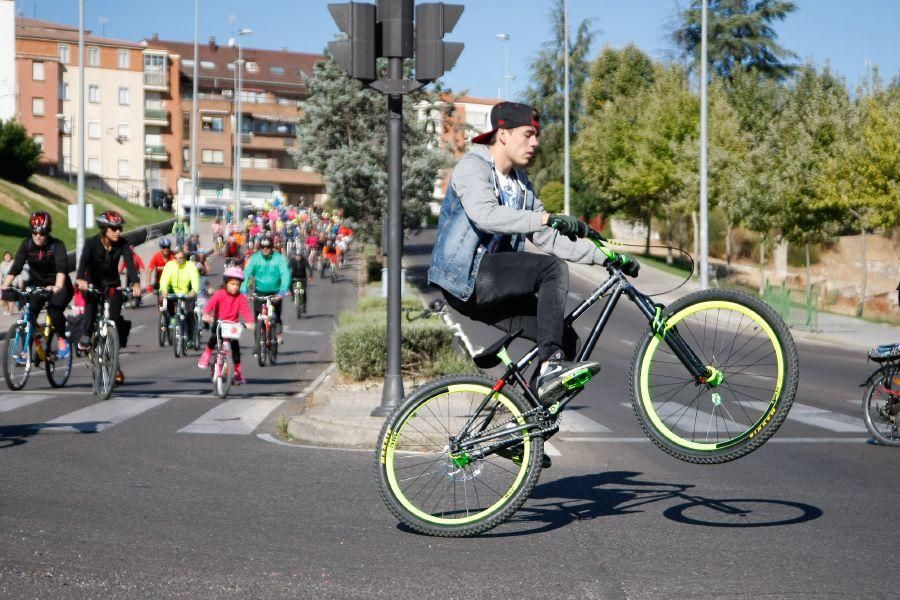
[[198, 266, 255, 384]]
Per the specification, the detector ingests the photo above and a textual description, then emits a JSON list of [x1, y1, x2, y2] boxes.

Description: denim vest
[[428, 151, 536, 301]]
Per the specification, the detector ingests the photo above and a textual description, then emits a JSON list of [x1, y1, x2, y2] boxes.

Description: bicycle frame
[[449, 266, 713, 457]]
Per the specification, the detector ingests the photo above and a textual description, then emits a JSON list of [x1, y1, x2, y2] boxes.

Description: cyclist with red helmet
[[75, 210, 141, 384], [1, 212, 74, 358]]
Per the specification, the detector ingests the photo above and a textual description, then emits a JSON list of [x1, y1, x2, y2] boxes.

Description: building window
[[88, 121, 101, 139], [32, 61, 45, 81], [58, 44, 70, 64], [201, 149, 224, 165], [117, 159, 130, 177], [60, 82, 70, 101], [201, 116, 224, 132], [182, 59, 194, 68], [32, 134, 44, 150], [117, 49, 130, 69], [88, 47, 100, 67], [270, 65, 284, 75], [182, 112, 190, 137], [182, 147, 190, 172], [116, 123, 129, 141], [32, 97, 45, 116], [87, 157, 101, 174], [88, 85, 101, 103], [200, 60, 215, 69], [118, 87, 130, 106]]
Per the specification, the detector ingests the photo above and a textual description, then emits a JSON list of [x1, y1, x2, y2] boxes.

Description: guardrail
[[764, 282, 820, 331]]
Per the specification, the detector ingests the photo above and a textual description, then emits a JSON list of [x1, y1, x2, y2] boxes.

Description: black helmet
[[259, 236, 273, 249], [159, 237, 172, 249], [29, 211, 52, 234]]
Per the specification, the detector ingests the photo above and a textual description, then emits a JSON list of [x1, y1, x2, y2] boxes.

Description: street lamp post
[[229, 29, 252, 225], [496, 33, 510, 99], [189, 0, 200, 233], [76, 0, 86, 258], [563, 0, 570, 216], [699, 0, 709, 290]]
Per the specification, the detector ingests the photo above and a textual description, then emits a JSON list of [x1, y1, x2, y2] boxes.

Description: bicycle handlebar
[[1, 286, 52, 301]]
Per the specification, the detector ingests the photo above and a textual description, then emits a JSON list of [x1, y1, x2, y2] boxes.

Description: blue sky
[[18, 0, 900, 99]]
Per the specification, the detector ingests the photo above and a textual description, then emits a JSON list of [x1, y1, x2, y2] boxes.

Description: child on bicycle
[[197, 266, 255, 384]]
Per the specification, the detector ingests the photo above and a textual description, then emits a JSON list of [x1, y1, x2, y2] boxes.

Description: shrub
[[0, 119, 42, 183], [334, 297, 474, 380], [539, 181, 566, 214]]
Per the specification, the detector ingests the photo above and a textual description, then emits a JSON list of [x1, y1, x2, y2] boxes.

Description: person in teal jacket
[[241, 236, 291, 343]]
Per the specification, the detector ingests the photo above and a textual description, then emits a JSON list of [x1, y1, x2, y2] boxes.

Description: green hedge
[[334, 298, 472, 380]]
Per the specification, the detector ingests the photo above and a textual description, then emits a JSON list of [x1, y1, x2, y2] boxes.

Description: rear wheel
[[3, 324, 30, 391], [630, 289, 799, 463], [863, 367, 900, 446], [376, 374, 543, 537], [45, 332, 73, 388]]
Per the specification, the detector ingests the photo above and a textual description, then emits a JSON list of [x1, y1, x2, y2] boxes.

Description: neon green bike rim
[[640, 300, 785, 451], [384, 383, 532, 526]]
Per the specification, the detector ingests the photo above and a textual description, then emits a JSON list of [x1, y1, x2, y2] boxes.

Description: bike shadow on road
[[461, 470, 824, 537], [0, 420, 111, 445]]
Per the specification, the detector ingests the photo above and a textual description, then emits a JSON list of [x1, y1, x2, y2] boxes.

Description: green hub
[[705, 366, 725, 388], [711, 392, 723, 407], [448, 452, 471, 468]]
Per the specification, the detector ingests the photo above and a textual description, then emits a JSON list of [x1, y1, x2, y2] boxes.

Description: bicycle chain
[[460, 405, 558, 445]]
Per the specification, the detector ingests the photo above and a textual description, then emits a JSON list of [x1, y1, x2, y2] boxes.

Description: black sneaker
[[495, 445, 552, 469], [536, 357, 601, 407], [77, 336, 92, 352]]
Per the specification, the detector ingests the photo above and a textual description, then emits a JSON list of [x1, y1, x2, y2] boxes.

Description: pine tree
[[293, 56, 448, 243], [672, 0, 798, 81], [0, 119, 42, 183]]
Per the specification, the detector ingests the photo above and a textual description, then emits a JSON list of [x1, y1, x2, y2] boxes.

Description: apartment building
[[15, 18, 146, 200], [142, 35, 326, 212]]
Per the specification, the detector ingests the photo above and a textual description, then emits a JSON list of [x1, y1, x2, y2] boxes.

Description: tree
[[293, 55, 448, 243], [672, 0, 798, 81], [0, 119, 42, 183], [582, 44, 655, 114], [522, 0, 595, 192]]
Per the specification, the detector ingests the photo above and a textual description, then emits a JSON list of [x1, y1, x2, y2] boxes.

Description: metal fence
[[764, 282, 820, 331]]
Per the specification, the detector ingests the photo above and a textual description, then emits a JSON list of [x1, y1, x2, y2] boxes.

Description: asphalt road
[[1, 241, 898, 599]]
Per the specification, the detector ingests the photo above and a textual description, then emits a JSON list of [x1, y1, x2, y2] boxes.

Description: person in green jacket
[[172, 217, 189, 249], [241, 235, 291, 343]]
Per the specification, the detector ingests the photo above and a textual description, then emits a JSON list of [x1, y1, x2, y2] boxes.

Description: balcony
[[144, 145, 169, 162], [143, 71, 168, 91], [144, 108, 169, 127]]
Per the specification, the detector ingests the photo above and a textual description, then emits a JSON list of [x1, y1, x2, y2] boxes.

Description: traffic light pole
[[373, 57, 405, 417]]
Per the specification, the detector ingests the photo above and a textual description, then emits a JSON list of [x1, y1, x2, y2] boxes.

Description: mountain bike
[[83, 286, 125, 400], [292, 278, 307, 318], [375, 228, 800, 537], [2, 287, 73, 390], [156, 291, 173, 347], [209, 320, 245, 398], [253, 294, 281, 366], [861, 343, 900, 446]]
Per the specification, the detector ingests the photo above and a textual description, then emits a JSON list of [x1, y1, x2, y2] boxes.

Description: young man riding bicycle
[[158, 248, 202, 349], [428, 101, 638, 406]]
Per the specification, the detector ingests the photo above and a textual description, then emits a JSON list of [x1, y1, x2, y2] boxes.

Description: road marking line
[[746, 400, 865, 432], [0, 394, 51, 412], [34, 397, 170, 433], [294, 363, 337, 399], [559, 436, 869, 443], [544, 442, 561, 456], [559, 411, 611, 433], [178, 398, 285, 434]]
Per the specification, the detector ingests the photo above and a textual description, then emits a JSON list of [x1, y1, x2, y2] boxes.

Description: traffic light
[[414, 3, 464, 83], [328, 2, 377, 82], [377, 0, 414, 59]]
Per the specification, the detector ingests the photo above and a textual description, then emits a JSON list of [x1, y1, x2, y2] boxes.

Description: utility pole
[[189, 0, 200, 233], [699, 0, 709, 290], [76, 0, 86, 258], [328, 0, 464, 417], [563, 0, 570, 216]]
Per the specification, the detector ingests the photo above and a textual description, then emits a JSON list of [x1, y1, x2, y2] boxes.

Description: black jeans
[[442, 252, 577, 362], [253, 296, 283, 327], [82, 287, 124, 342], [27, 281, 74, 340]]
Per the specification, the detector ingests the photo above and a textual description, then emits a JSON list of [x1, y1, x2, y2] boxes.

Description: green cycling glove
[[547, 214, 589, 240]]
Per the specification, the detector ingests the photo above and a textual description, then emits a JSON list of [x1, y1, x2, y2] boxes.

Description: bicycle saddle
[[471, 328, 523, 369]]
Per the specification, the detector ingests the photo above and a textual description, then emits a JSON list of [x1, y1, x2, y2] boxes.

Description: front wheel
[[3, 323, 30, 391], [157, 312, 168, 347], [45, 332, 73, 388], [93, 326, 119, 400], [862, 367, 900, 446], [173, 323, 183, 358], [213, 353, 232, 398], [630, 288, 799, 463], [376, 374, 543, 537], [255, 324, 267, 367]]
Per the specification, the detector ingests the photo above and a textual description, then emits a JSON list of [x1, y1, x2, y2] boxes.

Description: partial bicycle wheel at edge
[[862, 368, 900, 446], [375, 373, 543, 537], [629, 288, 799, 463]]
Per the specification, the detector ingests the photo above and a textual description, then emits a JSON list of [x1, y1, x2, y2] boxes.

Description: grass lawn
[[0, 176, 172, 254]]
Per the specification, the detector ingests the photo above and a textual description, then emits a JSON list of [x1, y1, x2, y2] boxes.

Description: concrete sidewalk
[[286, 235, 900, 449]]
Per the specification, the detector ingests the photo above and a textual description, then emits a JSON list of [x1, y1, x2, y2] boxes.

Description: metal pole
[[189, 0, 200, 233], [232, 54, 238, 224], [563, 0, 570, 216], [372, 57, 405, 417], [699, 0, 709, 290], [76, 0, 85, 258], [235, 44, 243, 225]]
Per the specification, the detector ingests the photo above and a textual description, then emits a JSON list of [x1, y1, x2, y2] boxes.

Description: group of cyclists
[[2, 203, 353, 392]]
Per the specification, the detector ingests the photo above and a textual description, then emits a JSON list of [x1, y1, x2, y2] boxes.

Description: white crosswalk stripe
[[35, 397, 170, 433], [0, 394, 51, 412], [558, 410, 611, 433], [744, 400, 866, 433], [178, 398, 285, 435]]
